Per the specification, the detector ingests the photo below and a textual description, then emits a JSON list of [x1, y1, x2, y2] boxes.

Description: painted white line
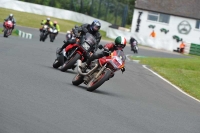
[[143, 65, 200, 103]]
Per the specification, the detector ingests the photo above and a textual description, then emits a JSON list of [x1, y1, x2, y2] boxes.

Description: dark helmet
[[90, 20, 101, 32], [9, 14, 13, 19], [114, 36, 127, 49]]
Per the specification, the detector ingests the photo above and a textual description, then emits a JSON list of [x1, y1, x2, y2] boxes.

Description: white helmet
[[46, 17, 50, 21], [9, 14, 13, 18]]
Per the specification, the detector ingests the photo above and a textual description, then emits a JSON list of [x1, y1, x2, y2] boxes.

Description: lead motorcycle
[[3, 20, 13, 38], [49, 27, 58, 42], [52, 32, 97, 72], [72, 49, 126, 92], [40, 25, 49, 42]]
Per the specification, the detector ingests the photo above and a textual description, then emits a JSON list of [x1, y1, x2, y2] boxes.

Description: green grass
[[130, 55, 200, 100], [0, 7, 113, 41]]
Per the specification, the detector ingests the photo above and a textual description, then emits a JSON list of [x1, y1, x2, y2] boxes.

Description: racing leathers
[[81, 43, 125, 73], [59, 23, 101, 53]]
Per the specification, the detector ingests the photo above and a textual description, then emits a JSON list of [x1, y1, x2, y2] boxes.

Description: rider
[[40, 17, 53, 31], [2, 14, 16, 32], [80, 36, 126, 73], [129, 36, 138, 50], [52, 21, 60, 38], [57, 20, 102, 54]]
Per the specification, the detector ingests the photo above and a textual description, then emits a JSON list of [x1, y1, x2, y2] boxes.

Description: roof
[[135, 0, 200, 20]]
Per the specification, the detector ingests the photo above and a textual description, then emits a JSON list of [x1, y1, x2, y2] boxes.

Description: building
[[131, 0, 200, 54]]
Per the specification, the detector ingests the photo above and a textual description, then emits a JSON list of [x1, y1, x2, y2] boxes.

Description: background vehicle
[[72, 49, 126, 92], [49, 27, 58, 42], [3, 20, 13, 38], [40, 25, 49, 42], [53, 32, 97, 72], [131, 41, 139, 53]]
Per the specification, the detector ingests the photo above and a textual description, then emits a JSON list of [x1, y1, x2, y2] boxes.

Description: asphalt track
[[0, 25, 200, 133]]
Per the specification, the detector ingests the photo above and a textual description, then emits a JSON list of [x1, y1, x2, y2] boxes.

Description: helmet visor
[[92, 25, 100, 32]]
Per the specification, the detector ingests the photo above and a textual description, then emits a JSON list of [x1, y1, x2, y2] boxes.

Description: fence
[[19, 0, 129, 27], [189, 43, 200, 56]]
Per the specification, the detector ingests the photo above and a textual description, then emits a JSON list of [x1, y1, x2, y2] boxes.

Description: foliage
[[19, 0, 136, 27]]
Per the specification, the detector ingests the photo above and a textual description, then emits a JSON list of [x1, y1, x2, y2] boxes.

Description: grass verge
[[130, 55, 200, 100], [0, 7, 113, 41]]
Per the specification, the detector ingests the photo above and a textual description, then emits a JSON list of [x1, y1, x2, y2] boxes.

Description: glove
[[121, 67, 125, 73], [103, 48, 110, 56]]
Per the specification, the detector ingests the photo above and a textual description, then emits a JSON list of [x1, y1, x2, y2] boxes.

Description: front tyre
[[4, 29, 8, 37], [87, 69, 112, 92], [72, 74, 84, 86], [60, 53, 81, 72]]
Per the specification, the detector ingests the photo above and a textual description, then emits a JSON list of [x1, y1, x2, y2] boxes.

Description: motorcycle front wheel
[[87, 69, 111, 92], [4, 29, 8, 37], [60, 53, 81, 72]]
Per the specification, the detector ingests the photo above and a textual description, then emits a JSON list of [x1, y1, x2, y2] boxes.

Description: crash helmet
[[90, 20, 101, 32], [114, 36, 126, 49], [46, 17, 50, 22], [9, 14, 13, 19]]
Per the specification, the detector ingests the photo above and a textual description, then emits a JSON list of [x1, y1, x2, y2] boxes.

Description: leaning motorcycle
[[72, 49, 126, 92], [40, 25, 49, 42], [52, 32, 97, 72], [131, 41, 139, 53], [3, 20, 13, 38], [49, 27, 58, 42]]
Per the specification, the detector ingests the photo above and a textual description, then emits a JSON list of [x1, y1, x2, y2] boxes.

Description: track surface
[[0, 26, 200, 133]]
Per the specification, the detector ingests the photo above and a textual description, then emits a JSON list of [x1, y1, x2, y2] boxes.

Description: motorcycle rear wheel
[[87, 69, 111, 92], [72, 74, 84, 86], [60, 53, 81, 72]]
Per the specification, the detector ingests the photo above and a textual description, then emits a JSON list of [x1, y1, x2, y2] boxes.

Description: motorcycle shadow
[[66, 83, 121, 97]]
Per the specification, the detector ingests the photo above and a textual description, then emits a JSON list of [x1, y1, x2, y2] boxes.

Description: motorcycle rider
[[52, 21, 60, 38], [57, 20, 102, 54], [80, 36, 126, 73], [2, 14, 16, 32], [40, 17, 53, 32], [129, 36, 138, 51]]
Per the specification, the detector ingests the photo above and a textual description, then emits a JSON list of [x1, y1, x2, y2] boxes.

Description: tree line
[[19, 0, 136, 27]]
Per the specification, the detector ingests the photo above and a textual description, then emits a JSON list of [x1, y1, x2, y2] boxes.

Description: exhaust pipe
[[77, 60, 98, 76]]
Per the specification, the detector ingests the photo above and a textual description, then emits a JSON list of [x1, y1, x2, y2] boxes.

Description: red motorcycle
[[3, 20, 13, 38], [53, 32, 97, 72], [72, 49, 126, 92]]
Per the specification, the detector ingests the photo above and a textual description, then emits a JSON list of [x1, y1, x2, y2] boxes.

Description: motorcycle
[[40, 25, 49, 42], [3, 20, 13, 38], [49, 27, 58, 42], [72, 49, 126, 92], [130, 41, 139, 53], [52, 32, 97, 72]]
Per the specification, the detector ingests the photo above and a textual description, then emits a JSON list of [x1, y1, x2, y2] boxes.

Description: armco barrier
[[189, 43, 200, 56], [15, 29, 33, 39]]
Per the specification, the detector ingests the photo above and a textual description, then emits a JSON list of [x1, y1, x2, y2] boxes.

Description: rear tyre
[[72, 74, 84, 86], [60, 53, 81, 72], [87, 69, 111, 92], [53, 59, 60, 68]]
